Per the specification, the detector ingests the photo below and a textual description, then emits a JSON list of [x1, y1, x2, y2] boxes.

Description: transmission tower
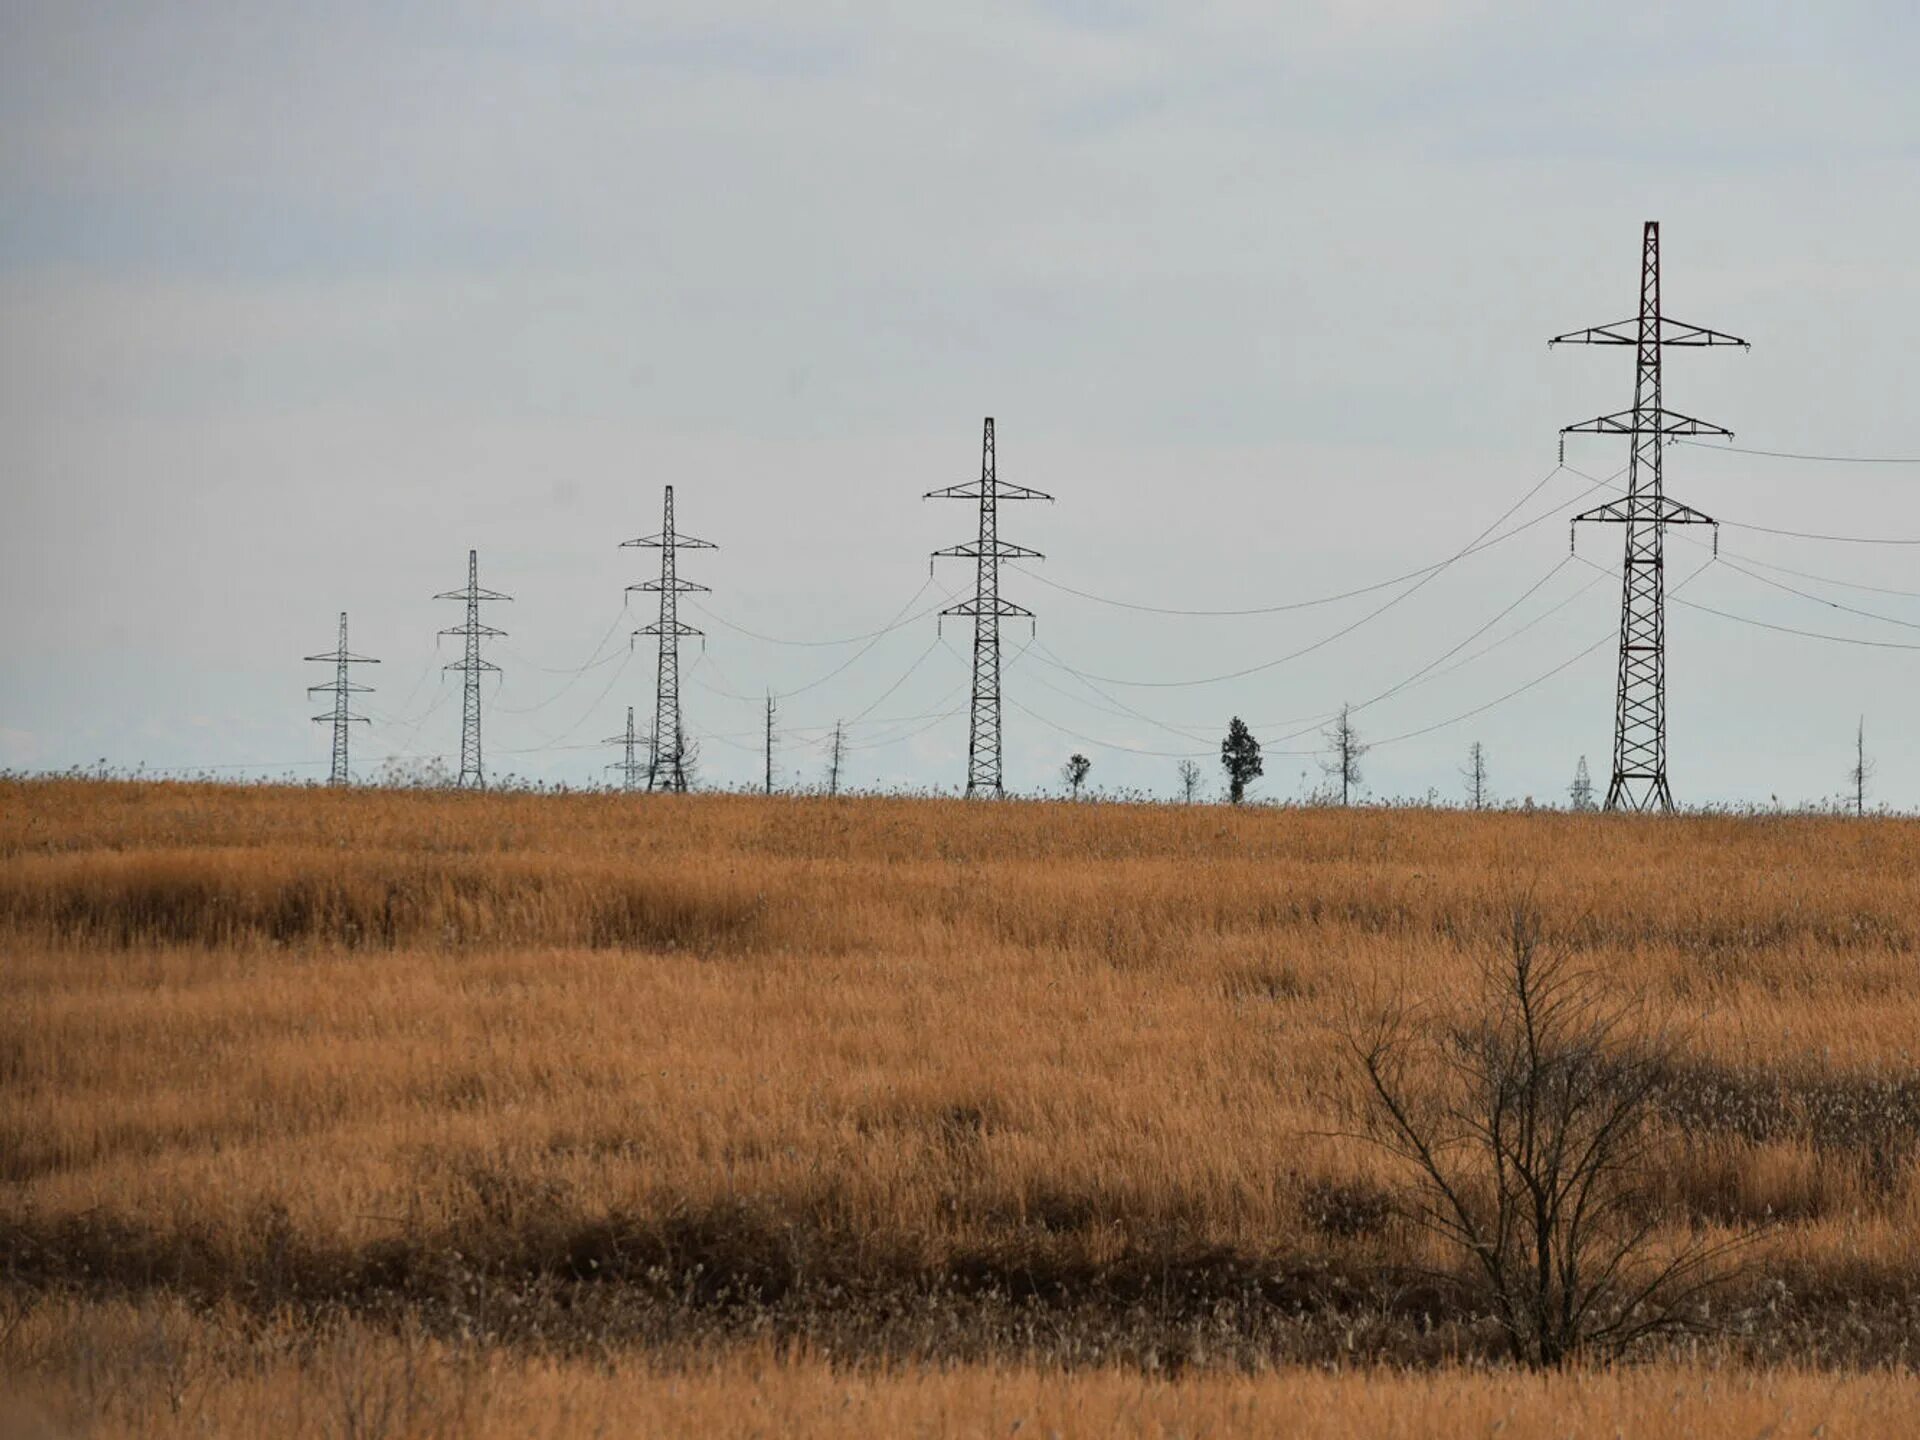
[[1555, 221, 1746, 813], [304, 611, 377, 786], [623, 485, 715, 793], [927, 417, 1052, 797], [435, 549, 512, 790], [604, 704, 646, 792]]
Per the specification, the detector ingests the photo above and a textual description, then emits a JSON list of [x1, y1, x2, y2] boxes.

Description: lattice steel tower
[[623, 485, 715, 792], [927, 417, 1052, 797], [305, 611, 378, 786], [1555, 221, 1746, 812], [435, 549, 512, 790], [604, 705, 646, 792]]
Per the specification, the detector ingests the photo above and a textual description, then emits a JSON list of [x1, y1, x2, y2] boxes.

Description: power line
[[842, 637, 946, 727], [1018, 463, 1622, 690], [1361, 558, 1718, 753], [1675, 596, 1920, 651], [1571, 462, 1920, 547], [1722, 519, 1920, 546], [1716, 548, 1920, 601], [843, 704, 967, 754], [689, 581, 962, 707], [1713, 555, 1920, 633], [493, 601, 632, 714], [1571, 553, 1920, 651], [1021, 551, 1605, 753], [1675, 438, 1920, 464], [1013, 463, 1603, 619], [500, 647, 635, 755], [1310, 555, 1576, 731], [1011, 561, 1625, 765], [690, 577, 938, 647]]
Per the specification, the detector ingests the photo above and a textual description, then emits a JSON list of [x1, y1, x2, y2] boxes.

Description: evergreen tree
[[1220, 716, 1264, 805]]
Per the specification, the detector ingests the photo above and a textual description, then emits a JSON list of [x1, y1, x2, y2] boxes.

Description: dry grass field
[[5, 777, 1920, 1434]]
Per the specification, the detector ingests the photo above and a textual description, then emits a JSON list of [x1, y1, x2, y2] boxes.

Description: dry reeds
[[4, 778, 1920, 1427]]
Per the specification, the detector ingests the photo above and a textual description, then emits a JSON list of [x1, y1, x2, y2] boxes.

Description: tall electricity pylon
[[605, 705, 646, 792], [435, 549, 512, 790], [927, 417, 1051, 797], [305, 611, 377, 786], [623, 485, 714, 792], [1555, 221, 1746, 813]]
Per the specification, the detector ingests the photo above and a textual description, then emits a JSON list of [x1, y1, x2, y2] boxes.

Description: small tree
[[1177, 758, 1203, 804], [1568, 756, 1595, 811], [1062, 753, 1092, 799], [1220, 717, 1263, 805], [764, 693, 777, 797], [1848, 716, 1874, 817], [1340, 907, 1762, 1368], [645, 727, 701, 792], [376, 755, 452, 789], [1462, 741, 1489, 811], [825, 721, 847, 797], [1321, 703, 1368, 806]]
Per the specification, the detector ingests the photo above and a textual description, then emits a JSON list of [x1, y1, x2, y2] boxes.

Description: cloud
[[2, 4, 1918, 800]]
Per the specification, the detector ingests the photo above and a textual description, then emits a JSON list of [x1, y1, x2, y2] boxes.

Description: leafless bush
[[1340, 905, 1764, 1367]]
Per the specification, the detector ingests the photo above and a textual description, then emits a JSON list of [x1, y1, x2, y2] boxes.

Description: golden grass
[[5, 1299, 1918, 1439], [4, 779, 1920, 1430]]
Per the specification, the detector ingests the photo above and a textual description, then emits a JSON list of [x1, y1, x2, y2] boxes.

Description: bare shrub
[[1339, 906, 1764, 1367]]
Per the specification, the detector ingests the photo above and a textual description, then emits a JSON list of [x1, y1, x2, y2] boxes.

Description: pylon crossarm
[[940, 598, 1035, 619], [933, 541, 1044, 561], [1571, 496, 1631, 526], [1550, 319, 1640, 346], [628, 578, 712, 594], [1572, 495, 1716, 528], [1650, 408, 1734, 438], [926, 481, 1052, 502], [1562, 409, 1638, 435], [1657, 317, 1749, 348], [1562, 407, 1734, 438], [443, 658, 502, 673], [307, 681, 374, 695], [1656, 498, 1716, 526], [621, 533, 716, 550], [433, 586, 512, 602], [439, 623, 508, 639], [637, 621, 704, 638]]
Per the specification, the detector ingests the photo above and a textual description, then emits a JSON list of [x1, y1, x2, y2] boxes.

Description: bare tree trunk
[[765, 693, 776, 797]]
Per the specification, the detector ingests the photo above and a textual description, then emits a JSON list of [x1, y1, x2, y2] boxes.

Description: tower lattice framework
[[604, 704, 646, 792], [305, 611, 377, 786], [927, 417, 1051, 797], [623, 485, 715, 793], [435, 549, 512, 790], [1555, 221, 1746, 813]]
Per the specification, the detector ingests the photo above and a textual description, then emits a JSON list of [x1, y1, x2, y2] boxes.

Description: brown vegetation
[[4, 778, 1920, 1430]]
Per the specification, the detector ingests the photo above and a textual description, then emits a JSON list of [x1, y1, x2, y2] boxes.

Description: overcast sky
[[4, 2, 1919, 804]]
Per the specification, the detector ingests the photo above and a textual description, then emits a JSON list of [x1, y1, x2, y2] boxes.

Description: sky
[[4, 1, 1919, 805]]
